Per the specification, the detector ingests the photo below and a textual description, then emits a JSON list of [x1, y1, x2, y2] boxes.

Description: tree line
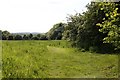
[[0, 22, 66, 40], [47, 2, 120, 53], [0, 1, 120, 53], [0, 30, 48, 40]]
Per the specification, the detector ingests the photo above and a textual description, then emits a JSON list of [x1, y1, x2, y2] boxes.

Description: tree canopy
[[47, 22, 66, 40], [62, 2, 120, 52]]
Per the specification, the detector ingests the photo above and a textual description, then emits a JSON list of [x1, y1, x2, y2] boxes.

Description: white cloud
[[0, 0, 90, 33]]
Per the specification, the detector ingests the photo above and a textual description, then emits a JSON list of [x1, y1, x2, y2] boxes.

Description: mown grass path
[[46, 46, 118, 78]]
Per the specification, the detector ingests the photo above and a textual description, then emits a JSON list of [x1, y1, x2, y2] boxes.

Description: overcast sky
[[0, 0, 91, 33]]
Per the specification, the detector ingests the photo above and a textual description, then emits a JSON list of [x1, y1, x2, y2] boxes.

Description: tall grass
[[2, 40, 118, 78]]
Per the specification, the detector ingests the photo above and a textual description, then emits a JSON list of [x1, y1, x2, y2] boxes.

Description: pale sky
[[0, 0, 91, 33]]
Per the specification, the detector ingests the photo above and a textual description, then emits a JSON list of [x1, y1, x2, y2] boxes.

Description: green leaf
[[103, 18, 105, 20], [105, 13, 109, 17], [100, 8, 104, 10], [115, 8, 118, 11], [96, 23, 100, 26]]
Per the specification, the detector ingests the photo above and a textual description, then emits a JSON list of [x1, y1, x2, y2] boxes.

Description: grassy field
[[0, 40, 2, 79], [2, 40, 119, 78]]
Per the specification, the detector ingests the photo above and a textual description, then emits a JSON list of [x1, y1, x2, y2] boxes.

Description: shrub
[[80, 49, 85, 52], [89, 46, 98, 53]]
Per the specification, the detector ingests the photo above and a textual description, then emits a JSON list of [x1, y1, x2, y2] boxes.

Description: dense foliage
[[62, 2, 120, 53], [96, 2, 120, 50], [47, 22, 66, 40]]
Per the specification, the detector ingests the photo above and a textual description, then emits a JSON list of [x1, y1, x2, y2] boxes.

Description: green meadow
[[2, 40, 118, 78], [0, 40, 2, 79]]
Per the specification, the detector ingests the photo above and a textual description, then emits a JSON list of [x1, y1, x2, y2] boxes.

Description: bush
[[89, 46, 98, 53], [98, 43, 115, 53], [80, 49, 85, 52]]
